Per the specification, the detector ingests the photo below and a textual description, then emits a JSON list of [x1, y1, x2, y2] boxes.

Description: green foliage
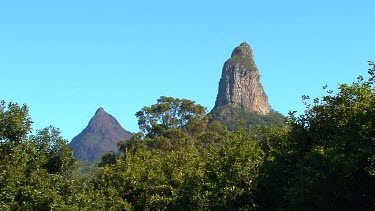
[[94, 146, 204, 210], [196, 121, 232, 149], [87, 96, 265, 210], [287, 74, 375, 209], [0, 101, 80, 210], [0, 100, 32, 144], [31, 126, 76, 175], [210, 105, 285, 131], [118, 131, 145, 155], [256, 63, 375, 210], [228, 55, 256, 72], [203, 128, 265, 210], [254, 126, 292, 209], [98, 151, 117, 167], [136, 96, 209, 138], [92, 127, 264, 210], [73, 159, 100, 180], [229, 43, 255, 70]]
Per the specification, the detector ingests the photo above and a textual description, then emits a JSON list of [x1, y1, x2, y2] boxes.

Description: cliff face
[[70, 107, 132, 162], [214, 42, 270, 114]]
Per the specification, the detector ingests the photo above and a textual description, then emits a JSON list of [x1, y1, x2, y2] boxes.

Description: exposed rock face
[[214, 42, 270, 114], [70, 107, 132, 162]]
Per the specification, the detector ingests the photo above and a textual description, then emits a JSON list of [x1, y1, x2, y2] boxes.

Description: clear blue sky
[[1, 1, 374, 141]]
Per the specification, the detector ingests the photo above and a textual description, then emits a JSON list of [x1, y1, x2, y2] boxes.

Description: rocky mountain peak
[[231, 42, 253, 58], [70, 107, 132, 162], [214, 42, 270, 114], [95, 107, 105, 115]]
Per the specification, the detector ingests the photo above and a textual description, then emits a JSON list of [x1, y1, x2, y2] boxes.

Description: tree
[[92, 145, 205, 210], [203, 128, 265, 210], [256, 62, 375, 210], [132, 96, 214, 153], [0, 100, 32, 144], [210, 105, 285, 131], [92, 96, 267, 210], [0, 101, 79, 210], [118, 132, 145, 155], [135, 96, 209, 138], [30, 126, 76, 175], [98, 151, 117, 167]]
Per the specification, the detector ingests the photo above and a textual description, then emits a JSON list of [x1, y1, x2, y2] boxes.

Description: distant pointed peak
[[95, 107, 105, 115], [70, 106, 133, 162], [231, 42, 253, 58]]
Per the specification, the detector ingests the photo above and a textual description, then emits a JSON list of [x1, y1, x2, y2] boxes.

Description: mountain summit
[[214, 42, 270, 114], [210, 42, 285, 130], [70, 107, 132, 162]]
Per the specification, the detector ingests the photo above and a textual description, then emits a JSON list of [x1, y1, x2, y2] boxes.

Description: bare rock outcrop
[[214, 42, 270, 114]]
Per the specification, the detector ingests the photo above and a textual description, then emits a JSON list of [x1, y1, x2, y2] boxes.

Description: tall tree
[[135, 96, 209, 138], [0, 101, 79, 210], [257, 62, 375, 210]]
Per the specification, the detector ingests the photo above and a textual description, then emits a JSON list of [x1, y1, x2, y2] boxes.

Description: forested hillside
[[1, 62, 375, 210]]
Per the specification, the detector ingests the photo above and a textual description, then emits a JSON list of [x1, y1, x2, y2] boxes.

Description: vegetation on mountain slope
[[210, 105, 285, 131]]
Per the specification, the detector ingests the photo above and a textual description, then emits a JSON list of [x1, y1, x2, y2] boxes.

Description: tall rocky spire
[[214, 42, 270, 114]]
